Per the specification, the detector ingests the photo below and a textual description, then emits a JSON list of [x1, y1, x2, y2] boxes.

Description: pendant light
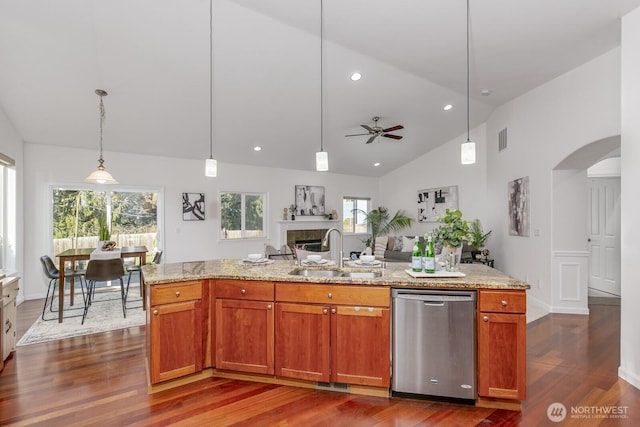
[[461, 0, 476, 165], [315, 0, 329, 172], [205, 0, 218, 177], [85, 89, 118, 184]]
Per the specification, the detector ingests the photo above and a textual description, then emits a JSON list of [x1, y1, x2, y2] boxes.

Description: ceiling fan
[[345, 116, 404, 144]]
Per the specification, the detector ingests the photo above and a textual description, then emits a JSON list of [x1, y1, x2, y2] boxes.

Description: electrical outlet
[[537, 279, 542, 289], [534, 228, 540, 237]]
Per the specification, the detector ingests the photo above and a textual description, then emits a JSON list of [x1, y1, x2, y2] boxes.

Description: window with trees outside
[[343, 197, 371, 234], [220, 192, 266, 239], [51, 187, 159, 262], [0, 153, 17, 276]]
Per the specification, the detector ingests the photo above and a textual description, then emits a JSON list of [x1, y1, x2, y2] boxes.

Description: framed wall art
[[508, 176, 529, 236], [295, 185, 325, 216], [417, 185, 459, 222], [182, 192, 205, 221]]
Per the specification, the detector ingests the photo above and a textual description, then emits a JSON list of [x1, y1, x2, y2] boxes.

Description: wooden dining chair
[[39, 255, 86, 321], [83, 258, 125, 324]]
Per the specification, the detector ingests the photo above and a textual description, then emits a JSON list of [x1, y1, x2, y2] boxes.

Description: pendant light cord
[[466, 0, 471, 142], [209, 0, 214, 159], [320, 0, 324, 152], [99, 95, 105, 161]]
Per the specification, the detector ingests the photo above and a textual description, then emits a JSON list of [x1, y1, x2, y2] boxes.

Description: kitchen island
[[142, 259, 529, 409]]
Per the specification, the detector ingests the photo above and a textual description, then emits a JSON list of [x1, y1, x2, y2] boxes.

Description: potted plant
[[429, 209, 469, 271], [356, 206, 413, 253], [468, 219, 492, 259], [98, 213, 111, 242]]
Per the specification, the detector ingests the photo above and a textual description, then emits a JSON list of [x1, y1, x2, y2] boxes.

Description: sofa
[[375, 235, 471, 263]]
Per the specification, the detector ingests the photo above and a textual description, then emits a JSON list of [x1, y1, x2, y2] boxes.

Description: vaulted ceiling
[[1, 0, 638, 176]]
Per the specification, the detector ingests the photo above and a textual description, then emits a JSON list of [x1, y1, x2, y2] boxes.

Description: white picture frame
[[417, 185, 459, 222]]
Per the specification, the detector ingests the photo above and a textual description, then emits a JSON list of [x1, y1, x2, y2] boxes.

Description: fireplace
[[278, 219, 341, 260], [287, 230, 328, 252]]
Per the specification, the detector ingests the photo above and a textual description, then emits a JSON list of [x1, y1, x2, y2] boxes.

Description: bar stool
[[124, 250, 162, 308]]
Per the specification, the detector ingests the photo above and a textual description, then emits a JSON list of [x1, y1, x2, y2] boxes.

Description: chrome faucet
[[323, 227, 344, 268]]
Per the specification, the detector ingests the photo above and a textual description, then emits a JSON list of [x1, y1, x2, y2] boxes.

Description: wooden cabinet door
[[275, 302, 330, 382], [477, 312, 526, 400], [331, 306, 390, 387], [150, 300, 203, 384], [215, 299, 274, 375]]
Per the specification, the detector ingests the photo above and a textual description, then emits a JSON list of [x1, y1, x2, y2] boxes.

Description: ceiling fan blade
[[382, 134, 403, 140], [365, 136, 377, 144], [361, 125, 374, 132], [345, 133, 371, 137], [382, 125, 404, 132]]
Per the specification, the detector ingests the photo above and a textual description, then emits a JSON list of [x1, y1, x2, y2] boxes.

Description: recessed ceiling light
[[253, 146, 262, 151], [443, 104, 453, 111], [481, 89, 492, 96], [373, 162, 381, 167], [351, 72, 362, 81]]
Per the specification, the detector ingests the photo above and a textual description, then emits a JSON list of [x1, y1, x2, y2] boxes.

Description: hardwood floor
[[1, 299, 638, 426]]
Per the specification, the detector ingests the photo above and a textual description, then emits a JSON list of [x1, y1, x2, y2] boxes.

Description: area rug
[[17, 287, 145, 346]]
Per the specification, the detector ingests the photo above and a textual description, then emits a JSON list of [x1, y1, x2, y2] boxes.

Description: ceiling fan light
[[461, 140, 476, 165], [316, 151, 329, 171], [205, 157, 218, 177]]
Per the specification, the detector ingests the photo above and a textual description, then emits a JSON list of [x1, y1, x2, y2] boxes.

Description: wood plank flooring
[[1, 299, 638, 426]]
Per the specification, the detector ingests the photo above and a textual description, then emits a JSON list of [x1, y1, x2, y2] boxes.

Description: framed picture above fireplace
[[295, 185, 325, 216]]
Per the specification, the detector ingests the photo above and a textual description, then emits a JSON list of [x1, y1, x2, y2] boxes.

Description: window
[[0, 153, 17, 275], [343, 197, 371, 234], [220, 192, 266, 239], [51, 187, 159, 259]]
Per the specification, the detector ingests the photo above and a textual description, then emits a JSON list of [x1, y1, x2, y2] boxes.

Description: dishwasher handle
[[423, 301, 445, 307], [394, 292, 475, 302]]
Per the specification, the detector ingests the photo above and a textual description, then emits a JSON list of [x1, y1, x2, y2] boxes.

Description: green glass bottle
[[423, 235, 436, 273], [411, 236, 423, 272]]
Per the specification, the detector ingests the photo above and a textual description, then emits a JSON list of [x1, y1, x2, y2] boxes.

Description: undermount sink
[[339, 271, 382, 279], [289, 269, 341, 277], [288, 269, 382, 279]]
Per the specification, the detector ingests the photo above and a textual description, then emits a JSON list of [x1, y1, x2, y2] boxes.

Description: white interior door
[[588, 177, 621, 296]]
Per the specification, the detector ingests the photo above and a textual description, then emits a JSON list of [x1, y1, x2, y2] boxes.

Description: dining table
[[55, 246, 148, 323]]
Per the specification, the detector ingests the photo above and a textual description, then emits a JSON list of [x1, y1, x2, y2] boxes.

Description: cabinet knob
[[483, 316, 489, 322], [322, 308, 328, 315], [175, 291, 181, 297], [153, 310, 159, 316], [267, 304, 272, 310], [241, 289, 246, 295], [501, 300, 507, 307], [331, 308, 336, 314], [327, 293, 332, 299]]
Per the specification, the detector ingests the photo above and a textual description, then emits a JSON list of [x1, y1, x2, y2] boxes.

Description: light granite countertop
[[142, 259, 530, 290]]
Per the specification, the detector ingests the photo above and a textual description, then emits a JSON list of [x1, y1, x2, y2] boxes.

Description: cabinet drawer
[[151, 281, 202, 305], [215, 280, 274, 301], [479, 290, 525, 314], [276, 283, 390, 307], [2, 277, 19, 305]]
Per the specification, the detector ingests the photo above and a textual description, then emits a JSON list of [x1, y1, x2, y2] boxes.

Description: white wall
[[484, 48, 621, 311], [620, 6, 640, 390], [379, 124, 487, 239], [22, 142, 378, 300], [0, 105, 24, 301], [588, 157, 621, 177]]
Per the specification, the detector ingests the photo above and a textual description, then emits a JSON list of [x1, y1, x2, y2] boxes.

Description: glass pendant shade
[[316, 150, 329, 171], [461, 140, 476, 165], [85, 162, 118, 184], [205, 157, 218, 177]]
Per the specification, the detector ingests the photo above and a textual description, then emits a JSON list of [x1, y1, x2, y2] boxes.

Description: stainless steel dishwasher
[[392, 288, 476, 400]]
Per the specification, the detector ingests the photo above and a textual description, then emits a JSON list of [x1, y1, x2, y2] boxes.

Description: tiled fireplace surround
[[278, 219, 341, 260]]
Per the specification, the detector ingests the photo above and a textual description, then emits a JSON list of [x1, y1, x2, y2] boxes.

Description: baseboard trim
[[618, 366, 640, 391]]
